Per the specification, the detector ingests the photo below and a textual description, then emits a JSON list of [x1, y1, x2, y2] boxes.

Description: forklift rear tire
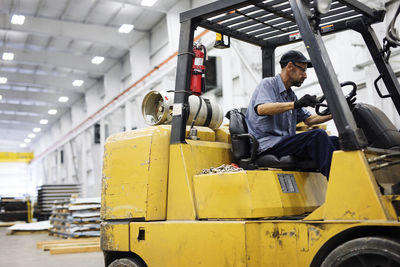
[[109, 257, 145, 267], [321, 236, 400, 267]]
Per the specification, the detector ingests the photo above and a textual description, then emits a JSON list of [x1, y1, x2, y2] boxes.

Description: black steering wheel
[[315, 81, 357, 116]]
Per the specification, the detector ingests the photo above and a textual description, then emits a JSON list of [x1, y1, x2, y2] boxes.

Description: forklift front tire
[[321, 236, 400, 267], [109, 257, 146, 267]]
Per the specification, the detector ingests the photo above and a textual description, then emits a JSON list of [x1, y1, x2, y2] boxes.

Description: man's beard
[[292, 79, 304, 87]]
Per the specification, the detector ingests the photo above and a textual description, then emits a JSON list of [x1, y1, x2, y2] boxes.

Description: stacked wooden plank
[[37, 237, 100, 255]]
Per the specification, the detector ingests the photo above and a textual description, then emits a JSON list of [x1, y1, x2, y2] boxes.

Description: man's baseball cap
[[279, 50, 313, 68]]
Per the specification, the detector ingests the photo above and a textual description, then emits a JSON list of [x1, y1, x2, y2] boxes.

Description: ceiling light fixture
[[33, 128, 41, 133], [0, 77, 7, 84], [20, 143, 27, 148], [118, 24, 134, 33], [48, 109, 57, 115], [91, 56, 104, 65], [72, 80, 84, 87], [0, 95, 2, 100], [28, 133, 35, 138], [2, 52, 14, 61], [58, 96, 69, 103], [141, 0, 158, 6], [11, 14, 25, 25], [24, 138, 31, 143], [40, 119, 48, 125]]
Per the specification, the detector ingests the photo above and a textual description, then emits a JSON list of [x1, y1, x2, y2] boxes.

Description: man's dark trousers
[[264, 129, 339, 178]]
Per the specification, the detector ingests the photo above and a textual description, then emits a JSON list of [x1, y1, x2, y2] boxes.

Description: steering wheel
[[315, 81, 357, 116]]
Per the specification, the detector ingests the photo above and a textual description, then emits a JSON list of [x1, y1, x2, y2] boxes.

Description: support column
[[170, 19, 195, 144], [125, 102, 132, 132]]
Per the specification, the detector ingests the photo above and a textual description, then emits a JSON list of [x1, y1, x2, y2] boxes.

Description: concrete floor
[[0, 227, 104, 267]]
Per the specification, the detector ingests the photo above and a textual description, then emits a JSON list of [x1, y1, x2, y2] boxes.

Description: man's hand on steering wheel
[[315, 81, 358, 116], [294, 94, 319, 109]]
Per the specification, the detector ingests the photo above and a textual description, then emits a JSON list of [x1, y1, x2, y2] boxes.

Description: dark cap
[[279, 50, 313, 68]]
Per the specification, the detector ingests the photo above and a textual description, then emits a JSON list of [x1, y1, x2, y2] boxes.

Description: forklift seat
[[353, 103, 400, 150], [226, 109, 318, 170]]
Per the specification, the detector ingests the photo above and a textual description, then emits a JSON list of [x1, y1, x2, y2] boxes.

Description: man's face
[[289, 62, 308, 87]]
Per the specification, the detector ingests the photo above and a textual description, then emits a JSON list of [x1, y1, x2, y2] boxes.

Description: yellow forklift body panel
[[323, 150, 398, 221], [125, 220, 400, 267], [167, 141, 232, 220], [101, 126, 171, 220], [194, 171, 327, 219]]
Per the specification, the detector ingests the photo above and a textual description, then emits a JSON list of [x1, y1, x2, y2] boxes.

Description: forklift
[[101, 0, 400, 266]]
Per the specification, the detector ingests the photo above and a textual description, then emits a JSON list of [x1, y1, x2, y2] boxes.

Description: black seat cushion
[[226, 108, 318, 170], [352, 103, 400, 150], [255, 153, 318, 170]]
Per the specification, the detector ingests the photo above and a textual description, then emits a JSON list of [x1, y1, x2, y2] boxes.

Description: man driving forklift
[[246, 50, 339, 178]]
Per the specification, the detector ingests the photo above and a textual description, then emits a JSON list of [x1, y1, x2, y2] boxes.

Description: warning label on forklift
[[277, 173, 299, 193]]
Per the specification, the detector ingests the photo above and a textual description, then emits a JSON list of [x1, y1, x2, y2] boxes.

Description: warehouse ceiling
[[0, 0, 179, 150]]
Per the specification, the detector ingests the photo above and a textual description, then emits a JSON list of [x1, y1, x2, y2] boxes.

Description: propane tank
[[141, 90, 223, 129]]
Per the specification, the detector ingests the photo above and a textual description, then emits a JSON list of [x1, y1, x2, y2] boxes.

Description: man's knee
[[310, 128, 328, 138]]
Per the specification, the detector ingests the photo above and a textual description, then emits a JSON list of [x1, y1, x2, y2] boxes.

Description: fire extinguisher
[[190, 42, 206, 96]]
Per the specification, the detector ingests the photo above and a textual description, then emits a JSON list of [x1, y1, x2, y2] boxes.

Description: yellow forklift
[[101, 0, 400, 266]]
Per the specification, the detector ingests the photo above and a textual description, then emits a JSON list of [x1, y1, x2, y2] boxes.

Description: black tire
[[321, 237, 400, 267], [109, 257, 145, 267]]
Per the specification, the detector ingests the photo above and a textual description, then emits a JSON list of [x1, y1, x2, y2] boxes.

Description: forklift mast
[[170, 0, 400, 151]]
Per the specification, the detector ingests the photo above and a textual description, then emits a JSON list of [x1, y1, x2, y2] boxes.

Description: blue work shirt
[[245, 74, 311, 154]]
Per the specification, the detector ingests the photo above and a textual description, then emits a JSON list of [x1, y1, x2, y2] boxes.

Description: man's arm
[[304, 114, 332, 126], [256, 102, 294, 115]]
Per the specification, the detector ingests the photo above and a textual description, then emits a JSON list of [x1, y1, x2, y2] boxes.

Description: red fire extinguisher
[[190, 43, 206, 96]]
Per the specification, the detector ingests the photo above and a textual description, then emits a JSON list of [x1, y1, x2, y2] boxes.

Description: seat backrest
[[225, 109, 251, 163], [353, 103, 400, 150]]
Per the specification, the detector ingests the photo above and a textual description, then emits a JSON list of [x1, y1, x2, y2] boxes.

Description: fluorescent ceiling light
[[91, 56, 104, 65], [58, 96, 69, 103], [0, 95, 2, 100], [72, 80, 84, 87], [28, 133, 35, 138], [20, 143, 27, 148], [141, 0, 158, 6], [0, 77, 7, 84], [40, 119, 48, 125], [33, 128, 41, 133], [118, 24, 134, 33], [24, 138, 31, 143], [48, 109, 57, 115], [2, 52, 14, 61], [11, 14, 25, 25]]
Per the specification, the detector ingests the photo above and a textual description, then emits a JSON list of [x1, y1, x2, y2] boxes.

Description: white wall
[[0, 163, 32, 197]]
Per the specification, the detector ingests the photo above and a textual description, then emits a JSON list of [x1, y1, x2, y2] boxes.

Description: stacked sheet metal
[[36, 184, 80, 220], [49, 197, 100, 238], [68, 197, 101, 238]]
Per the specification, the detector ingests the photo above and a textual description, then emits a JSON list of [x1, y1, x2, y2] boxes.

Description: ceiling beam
[[1, 102, 57, 115], [0, 114, 41, 125], [0, 46, 118, 76], [0, 121, 40, 131], [0, 14, 147, 50], [0, 71, 98, 93], [0, 87, 82, 104]]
